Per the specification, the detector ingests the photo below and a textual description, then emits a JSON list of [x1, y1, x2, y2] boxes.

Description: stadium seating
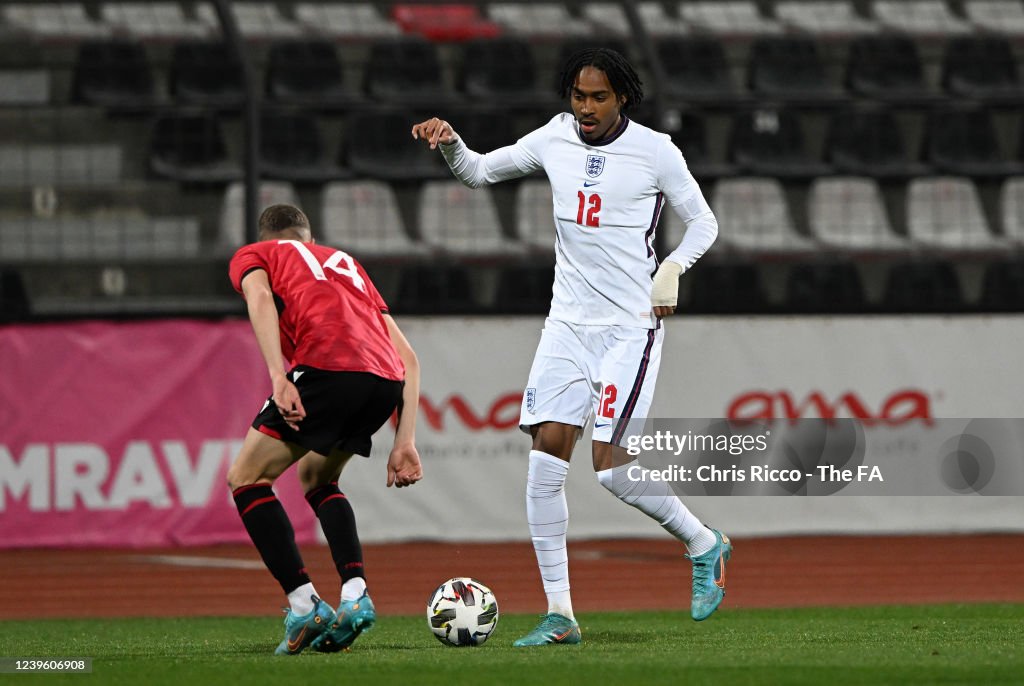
[[906, 177, 1006, 251], [100, 3, 213, 40], [216, 181, 299, 251], [964, 0, 1024, 35], [689, 264, 766, 313], [195, 2, 303, 40], [826, 106, 930, 178], [941, 36, 1024, 101], [458, 39, 547, 104], [883, 262, 964, 312], [747, 36, 843, 102], [418, 181, 526, 257], [579, 3, 632, 37], [260, 110, 346, 183], [730, 108, 831, 178], [396, 264, 478, 313], [72, 40, 156, 109], [678, 1, 783, 35], [495, 265, 554, 314], [785, 263, 866, 313], [668, 111, 736, 179], [1001, 176, 1024, 245], [711, 177, 815, 253], [775, 1, 879, 36], [871, 0, 971, 36], [2, 3, 113, 40], [149, 112, 241, 183], [363, 37, 450, 104], [0, 214, 200, 261], [846, 35, 934, 103], [294, 2, 401, 38], [515, 180, 556, 255], [390, 4, 500, 41], [265, 40, 354, 106], [343, 110, 449, 180], [487, 3, 593, 37], [656, 36, 739, 102], [0, 144, 122, 188], [0, 71, 49, 106], [170, 42, 245, 106], [924, 106, 1024, 178], [321, 180, 429, 258], [808, 177, 909, 252]]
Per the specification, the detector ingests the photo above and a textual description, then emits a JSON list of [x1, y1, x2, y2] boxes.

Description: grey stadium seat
[[321, 181, 429, 258], [711, 177, 815, 253], [418, 181, 526, 257], [808, 177, 909, 252], [906, 177, 1007, 251]]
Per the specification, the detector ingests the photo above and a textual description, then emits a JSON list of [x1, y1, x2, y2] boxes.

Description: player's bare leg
[[592, 440, 731, 620], [227, 429, 334, 654], [514, 422, 583, 647]]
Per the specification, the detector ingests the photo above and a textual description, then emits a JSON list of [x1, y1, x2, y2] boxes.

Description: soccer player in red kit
[[226, 204, 422, 655]]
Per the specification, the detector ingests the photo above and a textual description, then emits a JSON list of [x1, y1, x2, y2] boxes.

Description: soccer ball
[[426, 577, 499, 646]]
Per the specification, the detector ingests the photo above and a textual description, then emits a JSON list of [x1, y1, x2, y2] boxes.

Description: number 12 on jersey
[[576, 191, 601, 228]]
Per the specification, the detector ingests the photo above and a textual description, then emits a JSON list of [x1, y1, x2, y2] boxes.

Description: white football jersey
[[440, 112, 716, 328]]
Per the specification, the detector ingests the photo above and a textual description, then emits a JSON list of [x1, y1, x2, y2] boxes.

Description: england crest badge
[[585, 154, 605, 178]]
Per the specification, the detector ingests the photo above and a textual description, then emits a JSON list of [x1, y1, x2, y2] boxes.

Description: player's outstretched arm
[[411, 117, 458, 150], [241, 269, 305, 430], [383, 314, 422, 488]]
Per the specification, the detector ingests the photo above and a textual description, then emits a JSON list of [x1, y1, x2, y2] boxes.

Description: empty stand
[[487, 3, 593, 37], [667, 111, 736, 179], [872, 0, 971, 35], [0, 144, 122, 187], [1001, 176, 1024, 245], [149, 112, 241, 183], [775, 1, 879, 36], [343, 110, 448, 180], [808, 177, 909, 252], [265, 40, 354, 106], [846, 35, 933, 102], [217, 181, 299, 251], [195, 2, 303, 40], [785, 263, 865, 313], [391, 4, 500, 41], [730, 108, 831, 178], [418, 181, 525, 257], [689, 264, 766, 313], [678, 1, 783, 35], [396, 264, 478, 314], [260, 110, 346, 183], [942, 36, 1024, 101], [906, 177, 1005, 251], [747, 36, 843, 102], [72, 40, 155, 108], [924, 106, 1024, 178], [580, 4, 632, 37], [100, 3, 212, 40], [656, 37, 738, 102], [515, 180, 556, 254], [711, 177, 815, 253], [459, 38, 547, 104], [883, 262, 964, 312], [0, 71, 49, 106], [826, 106, 929, 178], [363, 38, 450, 104], [0, 214, 199, 261], [495, 265, 554, 314], [294, 3, 401, 38], [321, 180, 429, 258], [170, 42, 244, 106], [964, 0, 1024, 35], [2, 3, 113, 40], [637, 3, 692, 37]]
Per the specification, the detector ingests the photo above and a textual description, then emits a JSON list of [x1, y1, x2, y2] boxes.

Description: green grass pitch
[[3, 605, 1022, 685]]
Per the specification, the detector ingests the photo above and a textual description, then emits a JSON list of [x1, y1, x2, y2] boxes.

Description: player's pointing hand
[[411, 117, 457, 150]]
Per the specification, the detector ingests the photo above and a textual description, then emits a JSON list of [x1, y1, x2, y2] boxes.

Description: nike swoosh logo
[[552, 627, 576, 641], [583, 181, 600, 187], [287, 626, 308, 652], [595, 422, 610, 428]]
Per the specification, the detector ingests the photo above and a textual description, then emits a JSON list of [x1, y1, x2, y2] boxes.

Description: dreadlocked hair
[[557, 47, 644, 111]]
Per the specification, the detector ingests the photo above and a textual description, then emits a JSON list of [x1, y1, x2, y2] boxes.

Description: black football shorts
[[252, 366, 403, 457]]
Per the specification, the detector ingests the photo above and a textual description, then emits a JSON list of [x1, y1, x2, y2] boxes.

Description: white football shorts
[[519, 317, 664, 445]]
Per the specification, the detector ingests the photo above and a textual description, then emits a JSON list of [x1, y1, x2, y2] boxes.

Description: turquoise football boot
[[311, 592, 376, 652], [274, 595, 336, 655], [512, 612, 581, 647], [687, 529, 732, 621]]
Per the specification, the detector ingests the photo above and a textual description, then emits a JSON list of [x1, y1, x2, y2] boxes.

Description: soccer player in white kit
[[412, 48, 731, 646]]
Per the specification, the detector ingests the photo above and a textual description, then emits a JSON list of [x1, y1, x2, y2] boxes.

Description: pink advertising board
[[0, 320, 316, 548]]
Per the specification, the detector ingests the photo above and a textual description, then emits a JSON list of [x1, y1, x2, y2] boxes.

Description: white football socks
[[287, 582, 318, 615], [526, 450, 575, 621], [596, 461, 716, 557], [341, 576, 367, 603]]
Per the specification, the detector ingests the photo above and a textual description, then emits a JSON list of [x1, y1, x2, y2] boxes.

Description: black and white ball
[[427, 577, 499, 646]]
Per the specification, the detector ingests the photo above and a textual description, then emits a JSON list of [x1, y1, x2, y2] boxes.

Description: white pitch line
[[134, 554, 265, 570]]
